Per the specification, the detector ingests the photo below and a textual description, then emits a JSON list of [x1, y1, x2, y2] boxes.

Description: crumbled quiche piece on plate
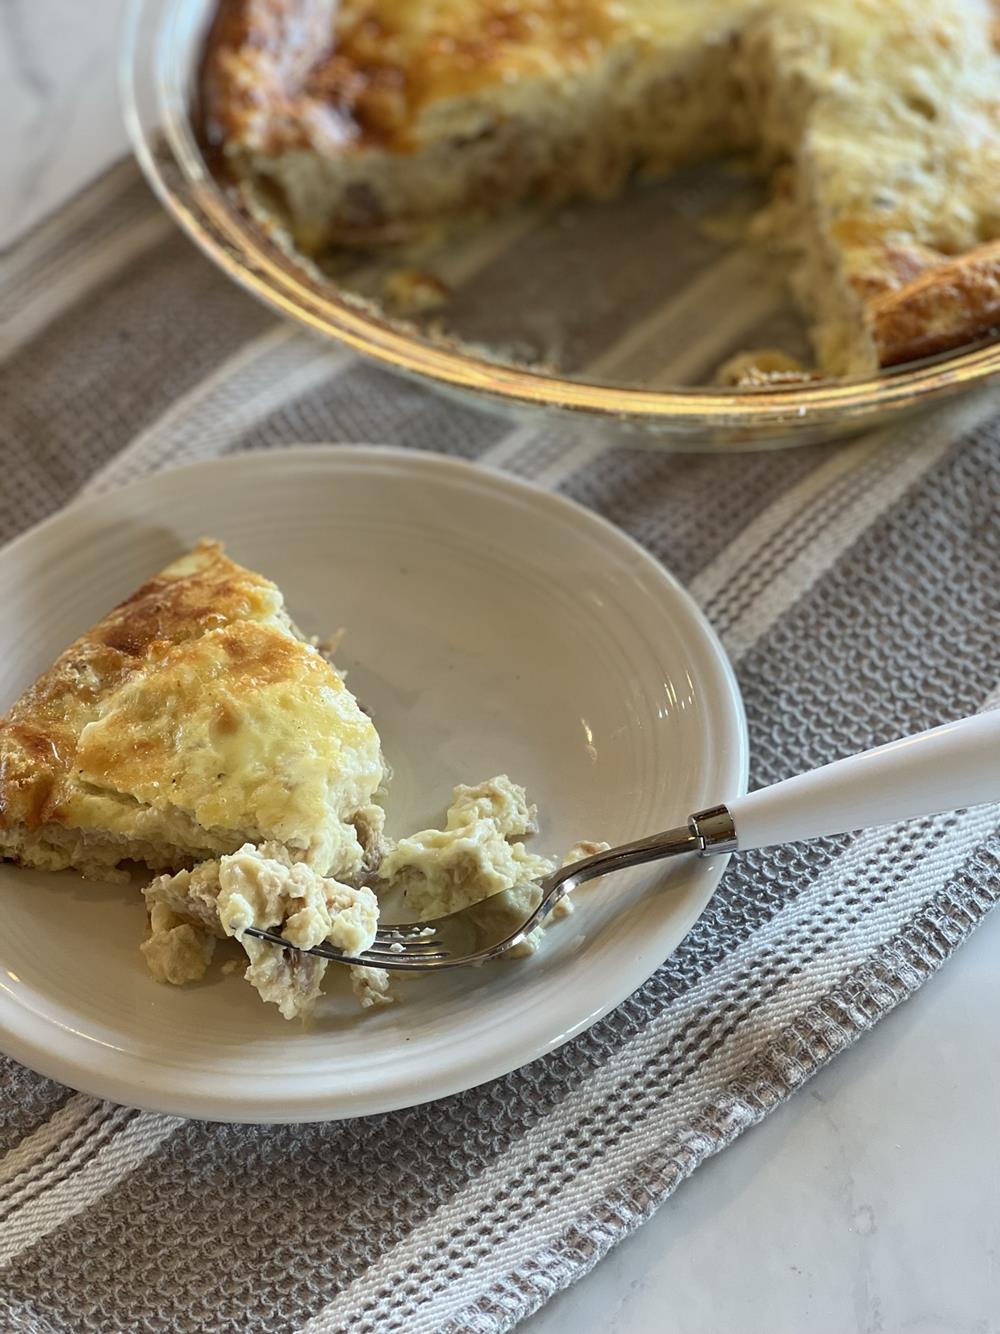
[[202, 0, 1000, 377], [141, 773, 599, 1019], [379, 774, 608, 959], [0, 539, 386, 883], [143, 842, 388, 1019]]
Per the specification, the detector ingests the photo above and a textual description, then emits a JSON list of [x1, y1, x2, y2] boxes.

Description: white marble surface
[[0, 0, 130, 248], [3, 5, 1000, 1331], [526, 909, 1000, 1334]]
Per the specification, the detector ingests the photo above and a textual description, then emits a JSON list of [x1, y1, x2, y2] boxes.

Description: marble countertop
[[3, 5, 999, 1331]]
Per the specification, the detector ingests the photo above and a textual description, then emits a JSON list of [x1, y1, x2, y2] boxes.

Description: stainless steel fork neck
[[688, 804, 739, 856]]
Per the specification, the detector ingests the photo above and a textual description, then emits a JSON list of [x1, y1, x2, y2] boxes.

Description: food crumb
[[383, 268, 449, 316], [714, 348, 820, 387]]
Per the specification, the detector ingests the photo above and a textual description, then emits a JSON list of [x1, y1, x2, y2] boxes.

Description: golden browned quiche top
[[202, 0, 623, 152], [0, 540, 385, 879]]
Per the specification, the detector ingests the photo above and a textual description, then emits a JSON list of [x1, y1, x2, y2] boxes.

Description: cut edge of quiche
[[0, 539, 387, 884], [200, 0, 1000, 379]]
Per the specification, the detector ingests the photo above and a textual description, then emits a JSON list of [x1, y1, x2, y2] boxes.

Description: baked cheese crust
[[0, 540, 385, 880], [202, 0, 1000, 377]]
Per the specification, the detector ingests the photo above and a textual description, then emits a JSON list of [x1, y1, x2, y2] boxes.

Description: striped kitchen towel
[[1, 159, 998, 1334]]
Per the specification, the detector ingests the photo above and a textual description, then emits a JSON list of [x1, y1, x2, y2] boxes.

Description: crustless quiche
[[201, 0, 1000, 377]]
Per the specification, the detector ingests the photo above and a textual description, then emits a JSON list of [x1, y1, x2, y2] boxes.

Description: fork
[[244, 711, 1000, 971]]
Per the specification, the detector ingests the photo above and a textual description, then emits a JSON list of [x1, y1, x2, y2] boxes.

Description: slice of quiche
[[0, 540, 386, 883]]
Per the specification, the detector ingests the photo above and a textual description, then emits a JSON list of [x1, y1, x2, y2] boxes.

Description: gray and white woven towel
[[1, 161, 998, 1334]]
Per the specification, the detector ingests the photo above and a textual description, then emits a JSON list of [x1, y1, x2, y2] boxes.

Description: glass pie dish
[[121, 0, 1000, 452]]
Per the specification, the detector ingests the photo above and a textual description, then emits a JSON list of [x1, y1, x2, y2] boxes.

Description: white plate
[[0, 447, 747, 1122]]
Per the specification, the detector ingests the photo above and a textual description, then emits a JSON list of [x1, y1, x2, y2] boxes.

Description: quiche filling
[[379, 775, 606, 958], [143, 843, 385, 1018], [201, 0, 1000, 378]]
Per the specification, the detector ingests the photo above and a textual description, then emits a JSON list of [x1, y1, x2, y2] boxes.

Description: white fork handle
[[726, 711, 1000, 852]]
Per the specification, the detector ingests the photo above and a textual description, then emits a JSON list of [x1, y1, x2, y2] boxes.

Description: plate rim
[[0, 445, 749, 1120]]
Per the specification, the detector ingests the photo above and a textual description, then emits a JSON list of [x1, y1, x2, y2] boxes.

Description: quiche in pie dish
[[201, 0, 1000, 378]]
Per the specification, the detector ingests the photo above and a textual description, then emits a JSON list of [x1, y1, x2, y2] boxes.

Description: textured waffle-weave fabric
[[1, 161, 998, 1333]]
